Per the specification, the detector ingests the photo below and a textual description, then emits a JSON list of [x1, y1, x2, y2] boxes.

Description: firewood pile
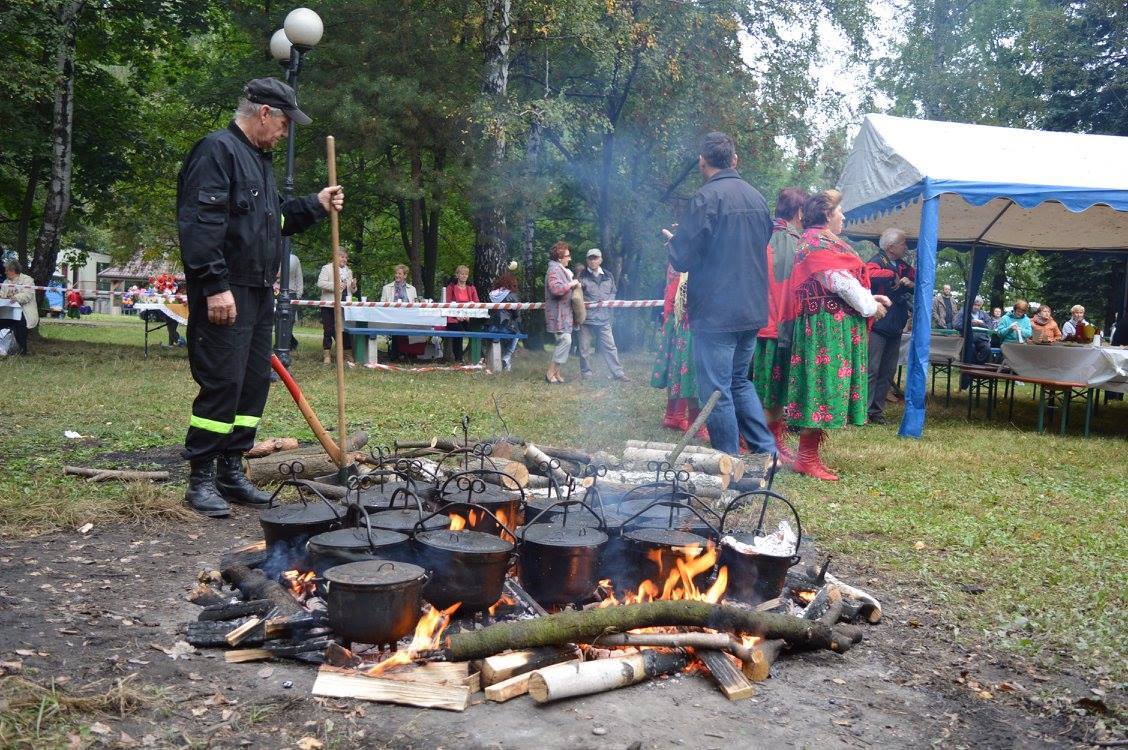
[[180, 431, 882, 710]]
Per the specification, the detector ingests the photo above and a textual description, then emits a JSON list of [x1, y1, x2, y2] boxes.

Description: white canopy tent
[[838, 114, 1128, 437]]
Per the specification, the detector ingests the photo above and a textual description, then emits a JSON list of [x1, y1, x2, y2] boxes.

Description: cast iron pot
[[614, 498, 719, 594], [518, 499, 608, 607], [413, 502, 514, 613], [437, 470, 526, 534], [366, 487, 450, 535], [716, 490, 802, 606], [323, 559, 428, 646], [259, 484, 349, 564], [306, 505, 414, 576]]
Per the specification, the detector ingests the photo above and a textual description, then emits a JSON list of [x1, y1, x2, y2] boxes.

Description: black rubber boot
[[185, 460, 230, 518], [215, 452, 272, 507]]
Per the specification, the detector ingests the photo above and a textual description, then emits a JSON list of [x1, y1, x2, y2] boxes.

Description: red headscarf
[[781, 226, 869, 323]]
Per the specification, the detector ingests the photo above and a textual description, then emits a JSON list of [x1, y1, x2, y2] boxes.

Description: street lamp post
[[270, 8, 323, 368]]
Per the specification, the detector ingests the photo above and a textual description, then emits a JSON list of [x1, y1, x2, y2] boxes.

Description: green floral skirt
[[752, 337, 790, 411], [783, 310, 868, 429], [650, 315, 696, 400]]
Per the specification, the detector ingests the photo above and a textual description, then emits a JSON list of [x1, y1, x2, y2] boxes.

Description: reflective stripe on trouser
[[183, 284, 274, 461]]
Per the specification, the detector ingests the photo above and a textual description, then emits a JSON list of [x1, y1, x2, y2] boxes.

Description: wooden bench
[[343, 326, 526, 371], [954, 364, 1096, 436]]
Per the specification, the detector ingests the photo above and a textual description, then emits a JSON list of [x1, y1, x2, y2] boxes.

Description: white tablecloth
[[0, 299, 22, 321], [134, 302, 187, 325], [343, 306, 488, 326], [1002, 342, 1128, 393], [899, 332, 966, 365]]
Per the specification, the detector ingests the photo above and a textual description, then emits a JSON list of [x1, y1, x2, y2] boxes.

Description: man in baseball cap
[[576, 247, 630, 381], [243, 77, 312, 126]]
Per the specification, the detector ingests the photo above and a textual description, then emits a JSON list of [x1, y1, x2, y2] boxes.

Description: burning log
[[63, 466, 170, 482], [198, 599, 274, 622], [479, 646, 577, 687], [800, 585, 843, 623], [246, 437, 300, 458], [264, 636, 339, 657], [824, 572, 883, 623], [622, 447, 740, 481], [430, 601, 862, 662], [697, 650, 756, 701], [221, 563, 304, 619], [312, 666, 471, 711], [527, 650, 689, 704], [186, 619, 265, 648]]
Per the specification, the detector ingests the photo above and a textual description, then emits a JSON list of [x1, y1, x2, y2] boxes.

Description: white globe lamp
[[269, 28, 292, 62], [284, 8, 324, 48]]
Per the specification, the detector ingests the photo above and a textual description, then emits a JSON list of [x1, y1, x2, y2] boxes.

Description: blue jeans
[[693, 329, 775, 456]]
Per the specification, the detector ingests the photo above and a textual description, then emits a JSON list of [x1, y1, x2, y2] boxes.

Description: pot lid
[[417, 529, 513, 554], [261, 500, 345, 526], [625, 527, 708, 548], [309, 526, 407, 551], [369, 508, 450, 532], [324, 559, 425, 587], [522, 523, 607, 547], [440, 485, 519, 507], [355, 483, 416, 509]]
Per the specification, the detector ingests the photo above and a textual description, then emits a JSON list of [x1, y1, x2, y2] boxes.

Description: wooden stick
[[312, 666, 470, 711], [224, 616, 263, 646], [270, 353, 342, 461], [63, 466, 169, 482], [326, 135, 347, 474], [697, 650, 756, 701], [668, 389, 721, 464], [225, 648, 273, 663], [484, 670, 538, 702], [527, 650, 688, 704], [591, 632, 754, 662], [480, 646, 576, 686]]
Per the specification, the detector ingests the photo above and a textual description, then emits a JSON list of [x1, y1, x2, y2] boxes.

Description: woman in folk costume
[[650, 265, 708, 439], [751, 187, 808, 464], [782, 190, 890, 480]]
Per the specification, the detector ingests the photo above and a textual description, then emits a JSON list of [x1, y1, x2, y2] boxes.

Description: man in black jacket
[[177, 78, 344, 517], [666, 132, 774, 458], [864, 228, 914, 424]]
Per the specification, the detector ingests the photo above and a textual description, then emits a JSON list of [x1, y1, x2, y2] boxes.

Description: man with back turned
[[177, 77, 344, 518]]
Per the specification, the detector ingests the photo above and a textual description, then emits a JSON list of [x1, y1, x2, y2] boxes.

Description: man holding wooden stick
[[177, 78, 344, 518]]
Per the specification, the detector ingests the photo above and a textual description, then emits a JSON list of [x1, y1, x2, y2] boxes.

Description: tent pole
[[899, 185, 939, 439]]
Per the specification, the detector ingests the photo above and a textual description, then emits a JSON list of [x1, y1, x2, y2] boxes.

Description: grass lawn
[[2, 315, 1125, 682]]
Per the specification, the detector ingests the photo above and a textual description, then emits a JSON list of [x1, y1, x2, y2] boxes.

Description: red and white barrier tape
[[363, 362, 486, 373]]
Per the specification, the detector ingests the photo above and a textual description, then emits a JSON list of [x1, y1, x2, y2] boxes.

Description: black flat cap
[[244, 77, 311, 125]]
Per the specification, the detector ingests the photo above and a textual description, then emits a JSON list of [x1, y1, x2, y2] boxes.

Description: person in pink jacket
[[543, 241, 580, 383], [444, 264, 479, 362]]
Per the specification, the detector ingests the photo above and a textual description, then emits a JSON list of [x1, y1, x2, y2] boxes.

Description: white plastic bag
[[0, 329, 14, 357]]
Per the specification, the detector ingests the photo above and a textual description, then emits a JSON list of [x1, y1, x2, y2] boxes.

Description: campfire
[[184, 425, 882, 711]]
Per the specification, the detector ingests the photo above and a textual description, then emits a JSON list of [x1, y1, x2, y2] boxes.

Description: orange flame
[[365, 602, 461, 677], [281, 569, 317, 599], [487, 593, 517, 617], [599, 545, 727, 607], [796, 590, 816, 604], [448, 513, 467, 531]]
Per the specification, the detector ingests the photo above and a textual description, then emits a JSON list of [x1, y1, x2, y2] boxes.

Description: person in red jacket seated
[[445, 264, 479, 363]]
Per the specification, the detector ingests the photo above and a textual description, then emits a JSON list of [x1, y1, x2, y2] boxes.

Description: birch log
[[527, 650, 688, 704], [622, 447, 738, 480]]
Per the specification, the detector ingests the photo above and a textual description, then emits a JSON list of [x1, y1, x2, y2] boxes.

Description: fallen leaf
[[89, 721, 113, 736], [831, 678, 845, 685], [977, 690, 993, 700], [119, 731, 139, 747], [297, 738, 324, 750], [913, 540, 926, 550], [257, 666, 274, 679], [77, 523, 94, 535], [153, 641, 197, 660], [221, 709, 234, 721], [190, 707, 207, 717]]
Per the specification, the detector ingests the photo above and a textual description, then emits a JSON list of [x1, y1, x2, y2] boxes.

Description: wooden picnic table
[[955, 363, 1096, 436]]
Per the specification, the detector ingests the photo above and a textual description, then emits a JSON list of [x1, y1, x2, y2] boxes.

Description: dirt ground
[[0, 510, 1118, 749]]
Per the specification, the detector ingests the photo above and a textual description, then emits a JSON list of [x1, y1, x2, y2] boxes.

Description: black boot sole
[[186, 501, 230, 518]]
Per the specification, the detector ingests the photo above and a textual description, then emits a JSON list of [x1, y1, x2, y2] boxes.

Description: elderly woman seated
[[1061, 305, 1090, 341], [995, 299, 1033, 343]]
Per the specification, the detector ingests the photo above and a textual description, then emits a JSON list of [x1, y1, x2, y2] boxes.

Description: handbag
[[570, 284, 586, 326]]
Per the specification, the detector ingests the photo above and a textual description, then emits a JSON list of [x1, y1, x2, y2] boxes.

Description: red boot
[[686, 405, 710, 442], [769, 420, 796, 465], [791, 429, 839, 481], [663, 398, 688, 431]]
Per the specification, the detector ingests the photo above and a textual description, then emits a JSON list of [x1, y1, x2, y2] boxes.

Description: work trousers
[[867, 331, 901, 419], [578, 323, 625, 378], [693, 328, 775, 456], [183, 284, 273, 462]]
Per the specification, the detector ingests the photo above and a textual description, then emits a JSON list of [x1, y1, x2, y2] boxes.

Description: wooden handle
[[270, 354, 342, 461], [326, 136, 348, 471]]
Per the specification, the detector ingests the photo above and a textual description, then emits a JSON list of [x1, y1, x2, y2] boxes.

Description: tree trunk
[[16, 154, 45, 270], [410, 149, 424, 292], [472, 0, 511, 299], [32, 0, 85, 291], [422, 148, 445, 299]]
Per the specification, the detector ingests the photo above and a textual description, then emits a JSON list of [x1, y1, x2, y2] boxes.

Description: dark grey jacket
[[177, 122, 326, 296], [577, 267, 617, 326], [667, 169, 772, 333]]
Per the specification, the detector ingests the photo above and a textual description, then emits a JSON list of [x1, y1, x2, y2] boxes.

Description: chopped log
[[603, 471, 731, 498], [218, 540, 268, 571], [624, 440, 718, 455], [592, 632, 754, 662], [524, 443, 570, 484], [483, 670, 541, 702], [467, 672, 481, 694], [187, 584, 228, 607], [324, 643, 361, 669], [64, 466, 170, 482], [245, 450, 365, 484], [263, 611, 322, 638], [312, 666, 470, 711], [394, 438, 460, 452], [824, 572, 883, 623], [742, 639, 785, 682], [221, 563, 303, 619], [480, 646, 577, 686], [292, 479, 350, 499], [186, 619, 264, 648], [198, 599, 274, 622], [623, 447, 735, 479], [589, 450, 622, 469], [800, 585, 842, 623], [527, 650, 688, 704], [698, 650, 756, 701], [477, 457, 529, 489], [536, 445, 593, 465], [432, 601, 860, 662], [246, 437, 301, 458], [225, 648, 273, 663], [381, 662, 471, 687], [264, 636, 339, 657], [524, 474, 551, 490], [225, 616, 263, 647]]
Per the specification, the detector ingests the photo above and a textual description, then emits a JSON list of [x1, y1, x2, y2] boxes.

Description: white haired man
[[864, 228, 914, 425]]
